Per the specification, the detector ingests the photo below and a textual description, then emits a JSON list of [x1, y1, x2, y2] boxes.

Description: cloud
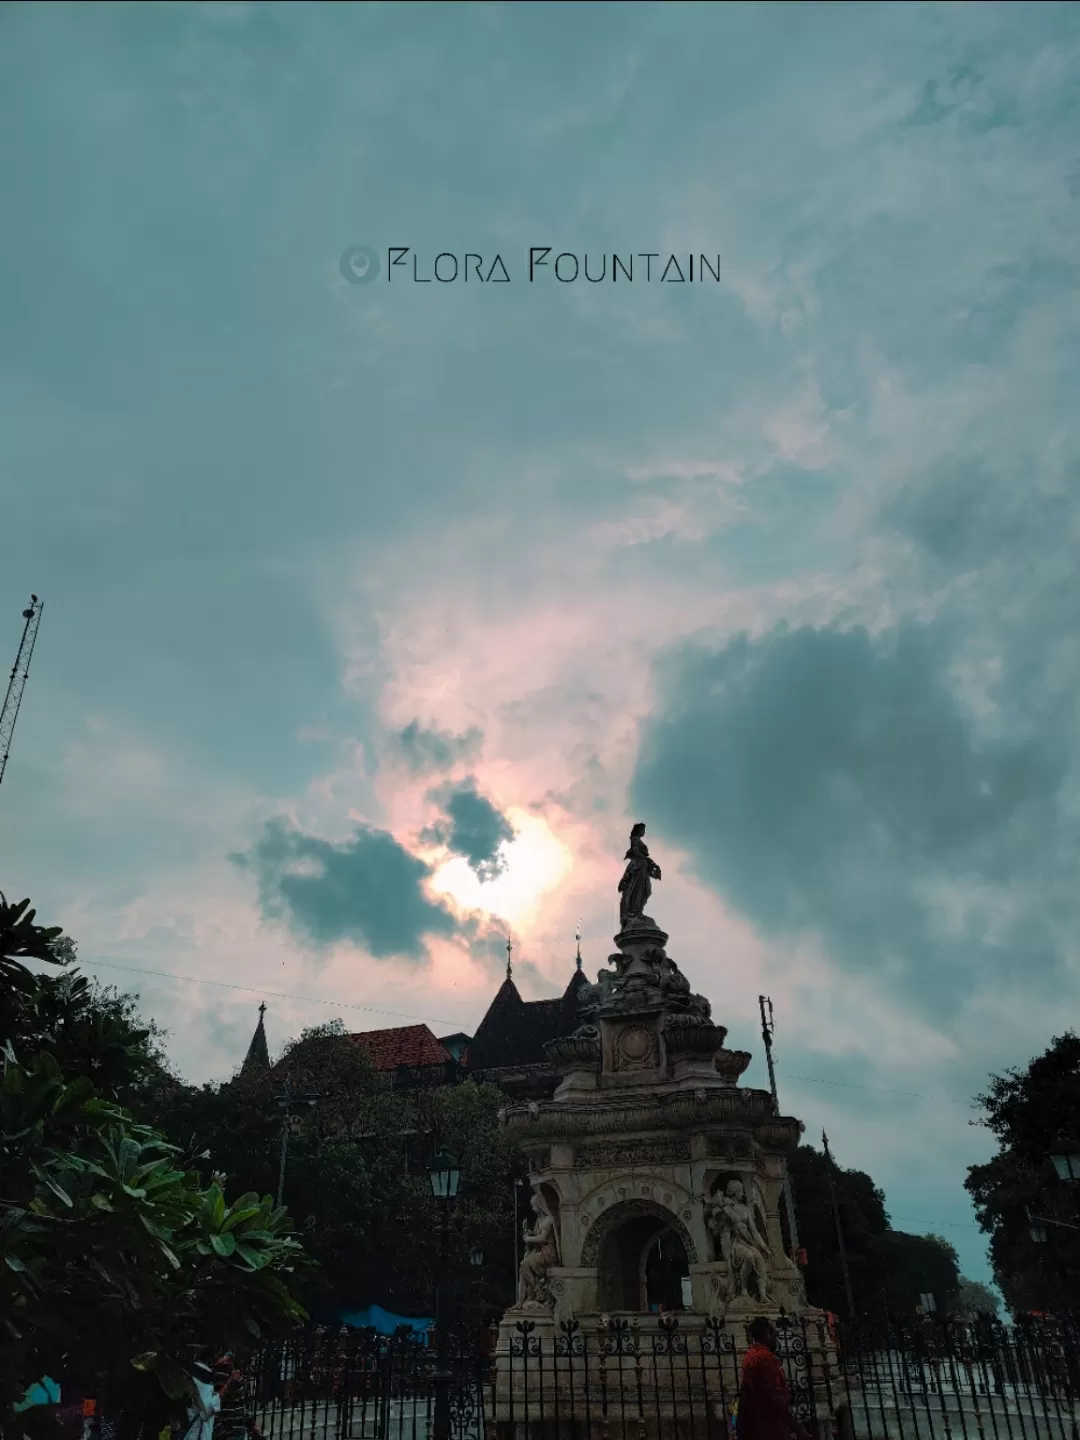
[[393, 720, 483, 777], [631, 615, 1076, 1018], [233, 816, 459, 959], [422, 777, 516, 882]]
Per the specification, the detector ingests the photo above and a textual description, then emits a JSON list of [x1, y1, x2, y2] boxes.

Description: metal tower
[[0, 595, 43, 788]]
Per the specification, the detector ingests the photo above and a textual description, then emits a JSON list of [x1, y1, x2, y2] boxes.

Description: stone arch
[[579, 1197, 698, 1268], [581, 1198, 698, 1313]]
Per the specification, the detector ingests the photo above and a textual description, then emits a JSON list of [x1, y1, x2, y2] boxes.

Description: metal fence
[[250, 1312, 1080, 1440]]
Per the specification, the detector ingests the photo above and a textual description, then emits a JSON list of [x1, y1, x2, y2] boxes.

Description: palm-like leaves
[[1, 896, 310, 1437]]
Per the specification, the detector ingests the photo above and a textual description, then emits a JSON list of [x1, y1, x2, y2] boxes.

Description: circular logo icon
[[339, 245, 380, 285]]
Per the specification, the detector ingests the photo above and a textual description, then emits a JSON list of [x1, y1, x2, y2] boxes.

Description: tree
[[965, 1033, 1080, 1316], [786, 1145, 960, 1323], [785, 1144, 888, 1317], [0, 895, 310, 1438], [956, 1276, 1001, 1318], [865, 1232, 960, 1321], [145, 1025, 528, 1325], [419, 1078, 528, 1325]]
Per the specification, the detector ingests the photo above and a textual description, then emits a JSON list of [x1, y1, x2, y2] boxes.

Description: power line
[[890, 1217, 984, 1232], [786, 1070, 973, 1111], [78, 959, 460, 1029]]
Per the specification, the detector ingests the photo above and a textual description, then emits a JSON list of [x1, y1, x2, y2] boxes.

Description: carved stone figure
[[516, 1188, 560, 1310], [705, 1177, 772, 1303], [618, 823, 661, 927]]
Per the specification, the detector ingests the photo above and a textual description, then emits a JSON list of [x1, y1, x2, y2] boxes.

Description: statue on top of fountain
[[618, 822, 661, 929]]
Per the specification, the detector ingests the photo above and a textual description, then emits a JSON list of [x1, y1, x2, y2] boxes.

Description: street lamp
[[1049, 1152, 1080, 1184], [429, 1149, 461, 1440], [430, 1148, 461, 1202]]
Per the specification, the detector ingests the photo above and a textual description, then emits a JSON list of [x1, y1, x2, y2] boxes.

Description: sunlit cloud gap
[[427, 810, 573, 928]]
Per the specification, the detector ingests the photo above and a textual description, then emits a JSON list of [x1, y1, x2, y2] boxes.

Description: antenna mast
[[759, 993, 801, 1256], [0, 595, 43, 789]]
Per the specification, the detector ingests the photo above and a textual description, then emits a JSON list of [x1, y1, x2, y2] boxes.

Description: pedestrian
[[212, 1353, 262, 1440], [737, 1318, 813, 1440], [179, 1353, 221, 1440]]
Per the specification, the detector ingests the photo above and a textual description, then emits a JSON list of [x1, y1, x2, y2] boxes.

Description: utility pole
[[759, 995, 801, 1255], [275, 1079, 319, 1209], [0, 595, 43, 790], [822, 1129, 856, 1324]]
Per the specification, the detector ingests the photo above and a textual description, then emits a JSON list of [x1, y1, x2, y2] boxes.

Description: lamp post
[[1049, 1152, 1080, 1185], [1047, 1149, 1080, 1316], [429, 1148, 461, 1440], [275, 1080, 319, 1210]]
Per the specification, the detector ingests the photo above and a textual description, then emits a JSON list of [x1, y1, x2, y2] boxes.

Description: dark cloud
[[422, 776, 515, 882], [631, 616, 1076, 1017], [233, 816, 458, 959], [394, 721, 483, 776]]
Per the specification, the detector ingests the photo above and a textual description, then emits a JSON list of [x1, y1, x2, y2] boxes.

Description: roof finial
[[575, 921, 582, 971], [506, 934, 513, 979], [258, 1001, 267, 1021]]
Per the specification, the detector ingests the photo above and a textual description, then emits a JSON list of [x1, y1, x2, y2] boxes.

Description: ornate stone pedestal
[[488, 825, 840, 1436]]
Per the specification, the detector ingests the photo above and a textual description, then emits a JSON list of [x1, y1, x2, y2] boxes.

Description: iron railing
[[250, 1312, 1080, 1440]]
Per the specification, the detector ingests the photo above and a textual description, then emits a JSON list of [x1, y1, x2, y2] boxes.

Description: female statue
[[517, 1189, 560, 1307], [618, 822, 661, 927]]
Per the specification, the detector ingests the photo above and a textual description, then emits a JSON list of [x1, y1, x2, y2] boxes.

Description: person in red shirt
[[738, 1318, 813, 1440]]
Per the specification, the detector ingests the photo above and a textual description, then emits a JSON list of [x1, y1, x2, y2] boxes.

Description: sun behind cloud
[[428, 809, 572, 929]]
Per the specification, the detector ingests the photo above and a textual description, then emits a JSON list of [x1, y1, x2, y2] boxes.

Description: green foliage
[[786, 1144, 887, 1316], [145, 1027, 525, 1324], [787, 1145, 960, 1321], [865, 1231, 960, 1319], [0, 893, 64, 1045], [956, 1275, 1001, 1317], [0, 897, 310, 1437], [421, 1080, 528, 1322], [965, 1032, 1080, 1315]]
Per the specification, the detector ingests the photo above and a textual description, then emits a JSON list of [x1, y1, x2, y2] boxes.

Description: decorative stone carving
[[545, 1025, 602, 1071], [755, 1117, 804, 1150], [664, 1015, 728, 1061], [714, 1049, 753, 1084], [572, 1137, 691, 1169], [506, 1086, 775, 1142], [785, 1268, 808, 1307], [579, 1197, 698, 1267], [618, 822, 661, 928], [613, 1024, 661, 1072], [706, 1132, 756, 1160], [512, 1187, 560, 1313], [705, 1178, 772, 1303]]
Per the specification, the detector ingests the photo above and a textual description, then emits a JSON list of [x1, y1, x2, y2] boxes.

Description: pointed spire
[[575, 921, 583, 971], [241, 1002, 270, 1076], [505, 934, 513, 980]]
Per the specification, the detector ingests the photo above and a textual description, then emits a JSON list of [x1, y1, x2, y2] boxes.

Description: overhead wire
[[80, 957, 981, 1111]]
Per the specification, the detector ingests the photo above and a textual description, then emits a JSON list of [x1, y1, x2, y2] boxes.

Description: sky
[[2, 0, 1079, 1291]]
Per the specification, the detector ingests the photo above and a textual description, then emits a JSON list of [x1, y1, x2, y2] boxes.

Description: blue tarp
[[338, 1304, 433, 1336], [16, 1378, 60, 1412]]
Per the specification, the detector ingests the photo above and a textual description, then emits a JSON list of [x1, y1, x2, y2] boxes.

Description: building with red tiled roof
[[244, 943, 588, 1103], [350, 1024, 454, 1074]]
